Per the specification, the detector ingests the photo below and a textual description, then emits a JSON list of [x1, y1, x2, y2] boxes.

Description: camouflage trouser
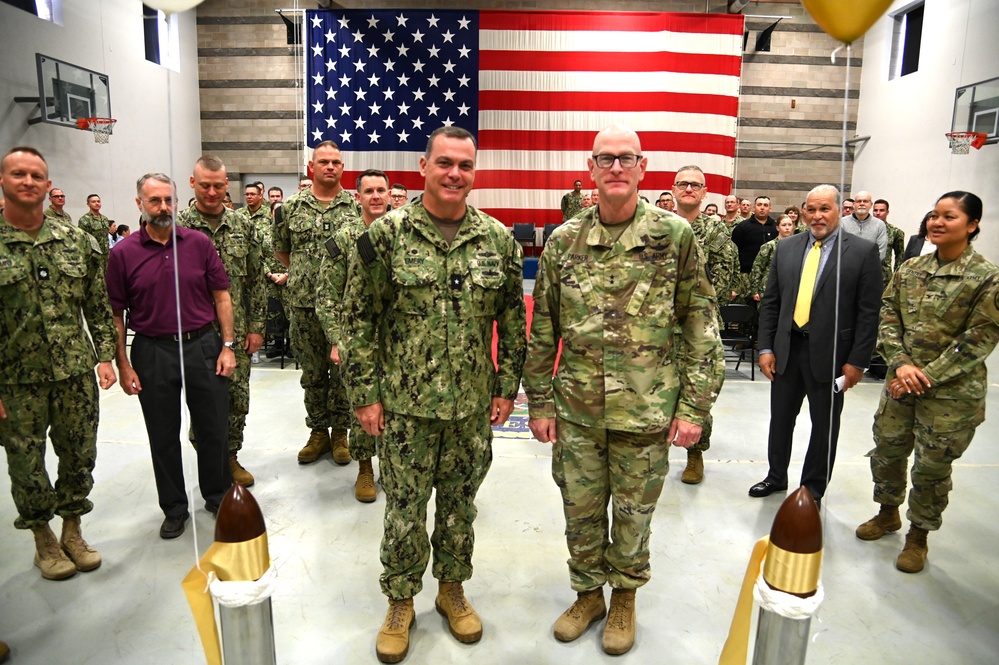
[[289, 307, 350, 431], [553, 418, 669, 592], [0, 372, 99, 530], [378, 410, 493, 600], [349, 415, 377, 461], [868, 391, 983, 531], [189, 341, 250, 453], [731, 272, 751, 301], [687, 413, 712, 453]]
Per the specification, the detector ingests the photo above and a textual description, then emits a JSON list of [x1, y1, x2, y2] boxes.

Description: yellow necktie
[[793, 241, 822, 328]]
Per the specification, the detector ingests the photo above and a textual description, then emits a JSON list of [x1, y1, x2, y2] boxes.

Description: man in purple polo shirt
[[106, 172, 235, 540]]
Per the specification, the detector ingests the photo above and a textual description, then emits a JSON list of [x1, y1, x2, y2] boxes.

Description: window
[[888, 2, 923, 80], [953, 76, 999, 144], [143, 4, 181, 71], [1, 0, 61, 24]]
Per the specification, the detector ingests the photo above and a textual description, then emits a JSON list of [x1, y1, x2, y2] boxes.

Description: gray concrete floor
[[1, 351, 998, 664]]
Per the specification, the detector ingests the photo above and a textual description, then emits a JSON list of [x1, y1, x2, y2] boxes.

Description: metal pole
[[219, 598, 277, 665], [753, 608, 810, 665]]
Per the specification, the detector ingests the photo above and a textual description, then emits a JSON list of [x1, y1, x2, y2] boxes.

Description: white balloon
[[143, 0, 205, 14]]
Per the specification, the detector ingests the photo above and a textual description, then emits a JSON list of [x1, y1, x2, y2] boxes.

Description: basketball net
[[76, 117, 117, 144]]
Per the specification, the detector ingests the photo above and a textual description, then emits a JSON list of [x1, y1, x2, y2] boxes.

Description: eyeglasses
[[390, 194, 407, 200], [673, 181, 705, 191], [142, 197, 175, 207], [51, 194, 65, 198], [592, 154, 642, 169]]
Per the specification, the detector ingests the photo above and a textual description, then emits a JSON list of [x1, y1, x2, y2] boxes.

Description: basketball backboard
[[21, 53, 112, 129]]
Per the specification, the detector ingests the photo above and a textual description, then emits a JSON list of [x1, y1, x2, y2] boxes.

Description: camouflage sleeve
[[81, 232, 117, 361], [891, 227, 905, 272], [876, 270, 911, 370], [672, 232, 725, 425], [245, 224, 267, 335], [709, 225, 738, 299], [340, 226, 389, 408], [749, 242, 774, 298], [921, 275, 999, 387], [523, 239, 562, 419], [493, 236, 527, 400], [273, 203, 290, 253], [315, 235, 349, 346]]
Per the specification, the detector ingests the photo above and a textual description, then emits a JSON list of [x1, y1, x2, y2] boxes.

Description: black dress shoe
[[205, 502, 220, 518], [748, 480, 788, 498], [160, 512, 190, 539]]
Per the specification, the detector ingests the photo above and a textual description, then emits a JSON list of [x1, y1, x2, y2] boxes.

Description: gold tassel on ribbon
[[181, 532, 271, 665]]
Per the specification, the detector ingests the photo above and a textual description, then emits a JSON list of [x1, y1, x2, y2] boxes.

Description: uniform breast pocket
[[559, 262, 597, 327], [635, 264, 677, 328], [224, 242, 248, 277], [931, 284, 970, 333], [468, 259, 504, 316], [0, 263, 31, 306], [288, 215, 316, 246], [52, 256, 88, 300], [390, 261, 437, 316]]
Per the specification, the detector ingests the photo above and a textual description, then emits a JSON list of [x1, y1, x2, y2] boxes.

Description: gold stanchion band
[[763, 543, 822, 595]]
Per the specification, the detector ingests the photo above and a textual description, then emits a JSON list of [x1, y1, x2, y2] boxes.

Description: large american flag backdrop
[[305, 9, 744, 226]]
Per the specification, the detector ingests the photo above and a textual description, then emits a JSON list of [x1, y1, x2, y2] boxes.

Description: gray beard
[[143, 211, 173, 229]]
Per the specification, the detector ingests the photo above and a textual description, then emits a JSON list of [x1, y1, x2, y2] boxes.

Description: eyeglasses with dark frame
[[591, 154, 642, 169], [673, 181, 705, 191]]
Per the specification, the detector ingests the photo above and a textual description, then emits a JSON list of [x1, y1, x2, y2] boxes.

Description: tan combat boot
[[435, 581, 482, 643], [230, 453, 255, 487], [298, 429, 331, 464], [602, 588, 636, 655], [856, 504, 902, 541], [376, 598, 415, 664], [332, 429, 351, 465], [32, 524, 76, 580], [0, 639, 9, 662], [355, 458, 377, 503], [553, 588, 606, 642], [60, 516, 102, 572], [681, 451, 704, 484], [895, 525, 929, 573]]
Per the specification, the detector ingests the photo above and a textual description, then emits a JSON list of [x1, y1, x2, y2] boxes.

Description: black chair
[[719, 304, 757, 380], [542, 223, 560, 247], [264, 296, 295, 369], [513, 223, 537, 256]]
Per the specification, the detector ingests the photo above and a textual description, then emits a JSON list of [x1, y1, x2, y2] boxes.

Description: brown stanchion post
[[752, 487, 823, 665]]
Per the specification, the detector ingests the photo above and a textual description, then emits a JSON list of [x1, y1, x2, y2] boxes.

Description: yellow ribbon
[[718, 536, 769, 665], [181, 533, 271, 665]]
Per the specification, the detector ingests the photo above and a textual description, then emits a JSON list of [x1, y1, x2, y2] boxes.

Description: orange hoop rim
[[76, 117, 117, 129]]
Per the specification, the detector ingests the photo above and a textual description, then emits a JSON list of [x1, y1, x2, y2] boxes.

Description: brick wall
[[196, 0, 860, 209]]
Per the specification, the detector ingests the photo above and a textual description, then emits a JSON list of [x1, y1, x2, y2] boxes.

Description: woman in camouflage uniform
[[857, 191, 999, 574], [749, 214, 795, 301]]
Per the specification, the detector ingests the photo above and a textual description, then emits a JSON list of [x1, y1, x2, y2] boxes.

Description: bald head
[[591, 124, 642, 154]]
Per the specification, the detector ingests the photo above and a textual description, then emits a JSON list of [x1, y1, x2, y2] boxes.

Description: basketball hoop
[[76, 117, 117, 144], [945, 131, 986, 155]]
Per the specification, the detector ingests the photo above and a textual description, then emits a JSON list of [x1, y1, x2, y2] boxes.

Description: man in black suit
[[749, 184, 882, 504]]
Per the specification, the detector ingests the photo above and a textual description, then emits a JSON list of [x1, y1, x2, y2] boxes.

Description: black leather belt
[[147, 323, 215, 342], [791, 329, 810, 338]]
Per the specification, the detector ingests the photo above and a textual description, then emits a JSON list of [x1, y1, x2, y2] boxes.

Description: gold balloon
[[800, 0, 894, 44]]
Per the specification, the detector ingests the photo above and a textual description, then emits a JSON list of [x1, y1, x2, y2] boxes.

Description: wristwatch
[[223, 341, 235, 349]]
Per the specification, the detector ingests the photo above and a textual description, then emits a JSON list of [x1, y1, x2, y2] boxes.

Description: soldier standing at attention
[[78, 194, 112, 266], [0, 147, 117, 580], [341, 126, 526, 664], [178, 156, 266, 487], [316, 169, 390, 504], [670, 165, 738, 483], [274, 141, 360, 465], [857, 191, 999, 574], [561, 179, 584, 221], [237, 182, 284, 365], [524, 126, 724, 656], [43, 187, 72, 225]]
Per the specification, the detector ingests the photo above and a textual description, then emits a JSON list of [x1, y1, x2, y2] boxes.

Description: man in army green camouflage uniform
[[274, 141, 360, 465], [524, 126, 724, 656], [341, 127, 526, 664], [178, 155, 266, 487], [316, 169, 390, 504], [873, 198, 905, 282], [670, 165, 737, 484], [237, 182, 286, 363], [561, 179, 584, 221], [43, 187, 72, 225], [0, 147, 118, 580], [77, 193, 112, 269]]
